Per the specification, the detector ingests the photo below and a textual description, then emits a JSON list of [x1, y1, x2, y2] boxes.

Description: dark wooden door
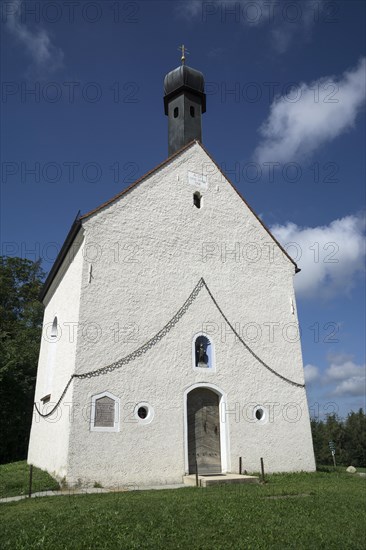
[[187, 388, 221, 475]]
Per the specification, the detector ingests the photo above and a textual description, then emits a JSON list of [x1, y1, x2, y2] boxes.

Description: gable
[[41, 140, 297, 302], [80, 140, 298, 273]]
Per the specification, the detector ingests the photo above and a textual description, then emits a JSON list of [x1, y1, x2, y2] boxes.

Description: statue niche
[[195, 335, 211, 369]]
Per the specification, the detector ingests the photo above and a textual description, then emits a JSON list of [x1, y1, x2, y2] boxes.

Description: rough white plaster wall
[[67, 293, 314, 488], [63, 143, 315, 487], [27, 234, 84, 480], [29, 143, 315, 486]]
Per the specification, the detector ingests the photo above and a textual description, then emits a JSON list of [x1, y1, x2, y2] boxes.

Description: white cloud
[[271, 213, 366, 299], [304, 364, 320, 383], [332, 377, 365, 397], [305, 355, 365, 404], [177, 0, 324, 53], [254, 58, 366, 164], [326, 352, 354, 365], [5, 0, 64, 77], [326, 361, 364, 382], [324, 356, 365, 397]]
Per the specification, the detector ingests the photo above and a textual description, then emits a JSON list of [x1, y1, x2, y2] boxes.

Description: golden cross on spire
[[178, 44, 189, 65]]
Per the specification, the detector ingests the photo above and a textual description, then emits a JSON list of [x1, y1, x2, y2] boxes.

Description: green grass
[[0, 471, 365, 549], [0, 461, 59, 498]]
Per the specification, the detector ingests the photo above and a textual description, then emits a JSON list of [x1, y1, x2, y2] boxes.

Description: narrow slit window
[[51, 317, 58, 339], [193, 192, 201, 209], [174, 107, 179, 118], [190, 106, 195, 117]]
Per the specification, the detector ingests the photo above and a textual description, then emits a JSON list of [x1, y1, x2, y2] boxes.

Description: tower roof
[[164, 64, 205, 95], [163, 64, 206, 114]]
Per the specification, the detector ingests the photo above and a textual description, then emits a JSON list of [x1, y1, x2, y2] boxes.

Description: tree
[[310, 410, 366, 467], [311, 417, 328, 464], [0, 256, 45, 464], [343, 409, 366, 466]]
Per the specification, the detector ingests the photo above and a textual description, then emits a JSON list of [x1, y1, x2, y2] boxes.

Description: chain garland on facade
[[201, 280, 305, 389], [34, 277, 304, 418], [34, 278, 204, 418]]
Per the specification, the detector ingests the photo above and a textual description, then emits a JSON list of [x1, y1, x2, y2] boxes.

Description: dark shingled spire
[[164, 62, 206, 156]]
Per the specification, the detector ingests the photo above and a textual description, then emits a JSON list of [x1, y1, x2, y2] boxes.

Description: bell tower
[[164, 46, 206, 156]]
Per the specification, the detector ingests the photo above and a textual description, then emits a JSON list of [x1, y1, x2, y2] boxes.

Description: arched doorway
[[187, 387, 221, 474]]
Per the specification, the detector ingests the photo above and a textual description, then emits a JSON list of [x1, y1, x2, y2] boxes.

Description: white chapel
[[28, 55, 316, 488]]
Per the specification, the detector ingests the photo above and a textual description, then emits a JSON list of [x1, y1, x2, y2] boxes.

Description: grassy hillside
[[0, 461, 59, 498]]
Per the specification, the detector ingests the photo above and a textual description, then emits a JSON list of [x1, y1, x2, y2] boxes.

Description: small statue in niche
[[196, 337, 210, 368]]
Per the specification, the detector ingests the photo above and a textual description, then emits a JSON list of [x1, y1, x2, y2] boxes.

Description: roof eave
[[80, 140, 198, 221], [39, 212, 82, 302], [196, 142, 300, 274], [42, 139, 299, 299]]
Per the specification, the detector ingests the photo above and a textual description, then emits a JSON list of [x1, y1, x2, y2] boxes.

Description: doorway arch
[[183, 383, 230, 475]]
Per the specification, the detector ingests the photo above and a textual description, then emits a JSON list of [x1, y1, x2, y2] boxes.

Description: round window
[[255, 408, 264, 421], [134, 402, 154, 424], [137, 406, 148, 419]]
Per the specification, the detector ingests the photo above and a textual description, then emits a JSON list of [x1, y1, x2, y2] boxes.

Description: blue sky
[[1, 0, 365, 419]]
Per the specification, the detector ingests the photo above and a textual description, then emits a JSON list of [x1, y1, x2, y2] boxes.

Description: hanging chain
[[34, 278, 205, 418], [34, 377, 74, 418], [201, 280, 305, 389], [34, 277, 304, 418], [75, 277, 205, 380]]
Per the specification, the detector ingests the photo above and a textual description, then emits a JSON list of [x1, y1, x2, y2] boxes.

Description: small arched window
[[174, 107, 179, 118], [91, 391, 120, 432], [194, 335, 213, 369], [193, 191, 202, 209], [190, 106, 195, 117]]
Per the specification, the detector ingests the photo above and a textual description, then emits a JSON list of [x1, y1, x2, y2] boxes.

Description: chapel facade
[[28, 57, 316, 487]]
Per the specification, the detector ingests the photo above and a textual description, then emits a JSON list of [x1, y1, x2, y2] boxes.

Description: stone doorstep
[[183, 473, 259, 487]]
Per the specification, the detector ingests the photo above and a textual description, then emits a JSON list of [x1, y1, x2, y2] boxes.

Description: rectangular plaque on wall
[[187, 170, 208, 190]]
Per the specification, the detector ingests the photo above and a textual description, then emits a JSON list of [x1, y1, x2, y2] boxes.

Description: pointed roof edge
[[40, 140, 299, 301], [81, 139, 298, 272], [80, 140, 198, 221], [39, 211, 82, 302], [198, 141, 300, 273], [38, 142, 199, 302]]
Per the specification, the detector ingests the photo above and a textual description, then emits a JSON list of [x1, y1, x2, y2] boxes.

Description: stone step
[[183, 473, 259, 487]]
